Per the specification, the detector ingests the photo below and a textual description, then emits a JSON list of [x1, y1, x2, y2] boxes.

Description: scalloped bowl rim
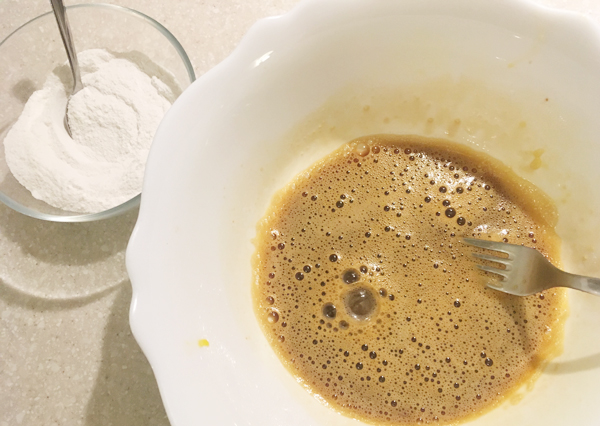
[[128, 0, 600, 425]]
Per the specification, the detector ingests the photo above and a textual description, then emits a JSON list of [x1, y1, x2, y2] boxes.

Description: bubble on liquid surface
[[342, 268, 360, 284], [356, 143, 370, 157], [322, 303, 337, 319], [344, 286, 377, 320]]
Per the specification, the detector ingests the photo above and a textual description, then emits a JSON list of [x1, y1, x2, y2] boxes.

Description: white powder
[[3, 48, 180, 213]]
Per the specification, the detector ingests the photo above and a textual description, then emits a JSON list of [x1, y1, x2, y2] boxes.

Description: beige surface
[[0, 0, 598, 425]]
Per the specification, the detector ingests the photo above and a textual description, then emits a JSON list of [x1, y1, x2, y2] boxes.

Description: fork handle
[[564, 272, 600, 296]]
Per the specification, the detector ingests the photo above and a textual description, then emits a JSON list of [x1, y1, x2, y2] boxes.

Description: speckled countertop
[[0, 0, 598, 425]]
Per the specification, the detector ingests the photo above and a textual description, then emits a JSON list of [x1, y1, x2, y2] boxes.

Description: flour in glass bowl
[[3, 48, 180, 214]]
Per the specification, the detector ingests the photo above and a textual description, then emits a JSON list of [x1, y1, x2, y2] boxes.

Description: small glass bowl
[[0, 3, 195, 222]]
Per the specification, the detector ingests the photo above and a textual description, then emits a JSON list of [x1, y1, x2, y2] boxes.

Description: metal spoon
[[50, 0, 83, 137]]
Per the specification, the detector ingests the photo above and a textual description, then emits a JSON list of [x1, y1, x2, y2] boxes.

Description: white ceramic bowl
[[127, 0, 600, 425]]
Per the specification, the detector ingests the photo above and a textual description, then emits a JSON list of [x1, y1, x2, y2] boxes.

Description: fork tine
[[462, 237, 498, 249], [462, 238, 513, 258], [475, 264, 507, 279], [472, 252, 511, 268], [485, 282, 506, 292]]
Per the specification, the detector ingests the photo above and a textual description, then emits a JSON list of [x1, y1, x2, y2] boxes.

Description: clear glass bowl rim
[[0, 3, 196, 222]]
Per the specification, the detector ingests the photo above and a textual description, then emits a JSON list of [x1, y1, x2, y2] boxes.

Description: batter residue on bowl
[[252, 134, 567, 425]]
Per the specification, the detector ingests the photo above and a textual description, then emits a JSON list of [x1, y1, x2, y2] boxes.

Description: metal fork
[[463, 238, 600, 297]]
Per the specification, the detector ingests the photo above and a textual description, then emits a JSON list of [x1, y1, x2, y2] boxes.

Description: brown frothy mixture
[[252, 135, 567, 425]]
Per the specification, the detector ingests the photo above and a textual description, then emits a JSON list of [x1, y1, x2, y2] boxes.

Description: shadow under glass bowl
[[0, 3, 195, 222]]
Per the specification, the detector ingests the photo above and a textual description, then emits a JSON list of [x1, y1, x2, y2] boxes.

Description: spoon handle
[[49, 0, 83, 95]]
